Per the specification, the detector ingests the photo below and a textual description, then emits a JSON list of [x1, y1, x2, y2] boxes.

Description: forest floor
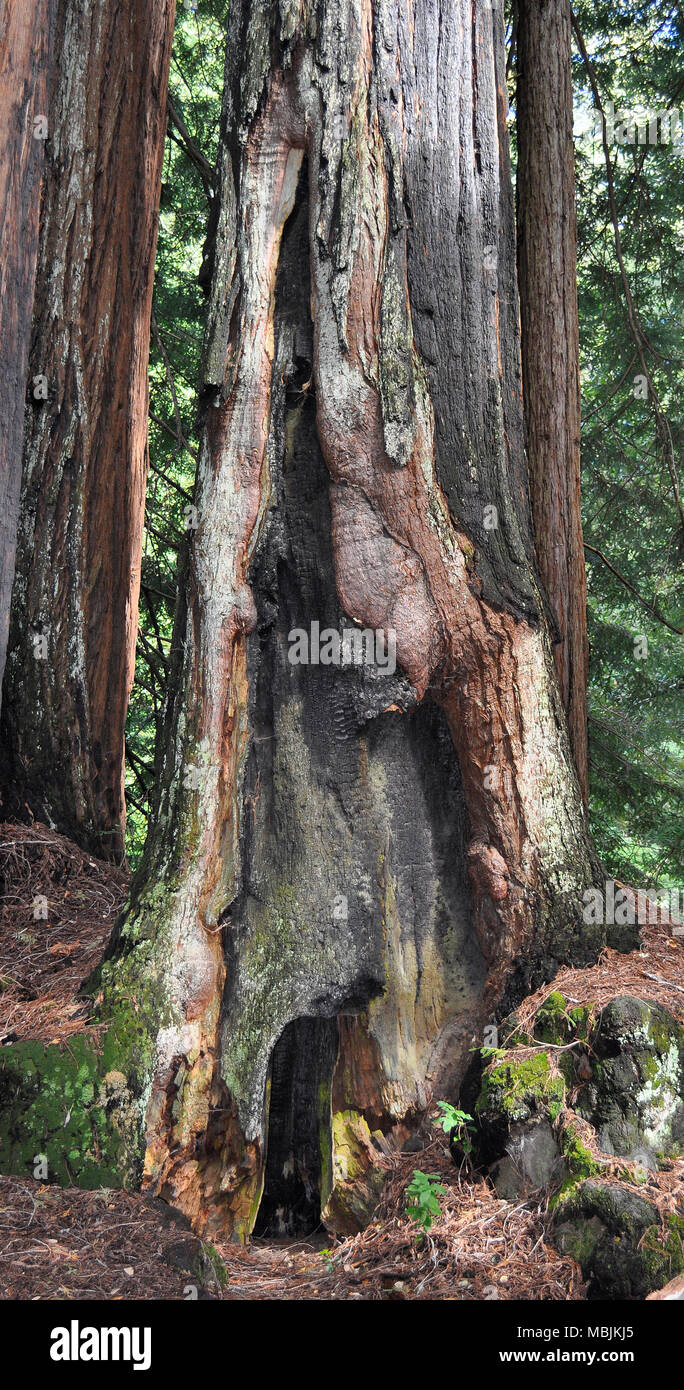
[[0, 821, 683, 1300]]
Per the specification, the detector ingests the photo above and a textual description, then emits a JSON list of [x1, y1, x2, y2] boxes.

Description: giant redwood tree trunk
[[516, 0, 589, 800], [0, 0, 176, 860], [98, 0, 605, 1239], [0, 0, 55, 710]]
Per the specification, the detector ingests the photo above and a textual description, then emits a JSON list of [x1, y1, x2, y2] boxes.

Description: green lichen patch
[[577, 996, 684, 1163]]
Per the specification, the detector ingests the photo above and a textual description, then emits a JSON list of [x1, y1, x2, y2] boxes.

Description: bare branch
[[166, 95, 215, 198]]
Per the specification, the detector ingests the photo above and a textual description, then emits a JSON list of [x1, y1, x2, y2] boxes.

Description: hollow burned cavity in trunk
[[254, 1016, 338, 1238]]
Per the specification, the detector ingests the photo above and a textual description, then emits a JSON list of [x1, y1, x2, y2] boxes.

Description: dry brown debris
[[0, 1176, 210, 1301], [510, 917, 684, 1044], [282, 1141, 586, 1301], [0, 1148, 585, 1301], [0, 822, 128, 1045]]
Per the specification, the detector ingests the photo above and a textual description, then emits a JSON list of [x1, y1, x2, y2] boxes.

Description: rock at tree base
[[575, 996, 684, 1165], [552, 1179, 684, 1300], [489, 1119, 565, 1200]]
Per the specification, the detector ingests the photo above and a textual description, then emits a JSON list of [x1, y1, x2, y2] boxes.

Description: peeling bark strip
[[0, 0, 55, 710], [516, 0, 589, 800], [0, 0, 176, 860], [101, 0, 604, 1239]]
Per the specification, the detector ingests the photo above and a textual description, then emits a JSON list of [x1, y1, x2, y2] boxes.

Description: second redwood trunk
[[0, 0, 176, 860], [516, 0, 589, 801]]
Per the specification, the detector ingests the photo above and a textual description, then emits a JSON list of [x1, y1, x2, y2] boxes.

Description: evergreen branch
[[584, 542, 683, 634], [571, 10, 684, 534]]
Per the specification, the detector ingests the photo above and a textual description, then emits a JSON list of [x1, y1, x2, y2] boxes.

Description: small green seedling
[[435, 1101, 475, 1154], [404, 1170, 446, 1237]]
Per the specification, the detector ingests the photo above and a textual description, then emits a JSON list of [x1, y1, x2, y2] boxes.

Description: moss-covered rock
[[0, 1010, 148, 1189], [552, 1178, 684, 1299], [577, 996, 684, 1164], [477, 1050, 566, 1123], [532, 992, 594, 1049], [475, 1048, 566, 1169], [560, 1123, 600, 1180], [549, 1118, 604, 1206]]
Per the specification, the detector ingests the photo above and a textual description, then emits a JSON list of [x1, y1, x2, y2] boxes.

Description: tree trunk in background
[[516, 0, 589, 801], [0, 0, 176, 861], [0, 0, 55, 711], [99, 0, 604, 1239]]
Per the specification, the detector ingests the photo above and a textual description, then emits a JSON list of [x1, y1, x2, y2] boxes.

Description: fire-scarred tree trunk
[[0, 0, 55, 710], [95, 0, 605, 1239], [0, 0, 176, 861], [516, 0, 589, 801]]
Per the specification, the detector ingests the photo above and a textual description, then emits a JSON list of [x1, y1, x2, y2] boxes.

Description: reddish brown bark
[[0, 0, 54, 710], [516, 0, 590, 801], [0, 0, 176, 860], [97, 0, 605, 1241]]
